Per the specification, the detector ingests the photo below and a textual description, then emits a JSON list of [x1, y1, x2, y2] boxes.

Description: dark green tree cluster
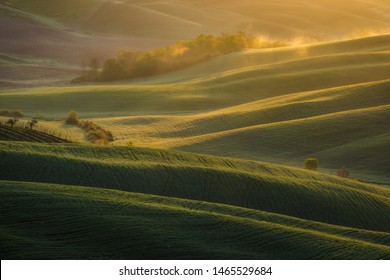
[[73, 32, 287, 82]]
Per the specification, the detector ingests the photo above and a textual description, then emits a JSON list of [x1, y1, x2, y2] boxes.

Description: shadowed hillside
[[1, 180, 389, 259], [0, 141, 389, 259], [1, 141, 389, 232]]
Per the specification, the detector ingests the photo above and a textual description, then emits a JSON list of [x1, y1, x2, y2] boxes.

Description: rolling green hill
[[1, 35, 389, 183], [1, 35, 389, 115], [1, 180, 389, 259], [0, 141, 389, 259], [1, 141, 389, 232], [1, 0, 389, 261]]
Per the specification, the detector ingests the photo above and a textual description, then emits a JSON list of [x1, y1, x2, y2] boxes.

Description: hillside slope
[[1, 141, 389, 233], [1, 35, 389, 183], [1, 35, 389, 114], [3, 0, 390, 40], [0, 124, 71, 143], [1, 180, 389, 259], [0, 3, 170, 88], [1, 0, 390, 87]]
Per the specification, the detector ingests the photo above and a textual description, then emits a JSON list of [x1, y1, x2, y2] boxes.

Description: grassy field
[[1, 35, 389, 183], [1, 35, 389, 115], [1, 141, 389, 231], [1, 3, 390, 260], [1, 141, 389, 259], [1, 180, 389, 260], [0, 117, 86, 143], [0, 123, 71, 143]]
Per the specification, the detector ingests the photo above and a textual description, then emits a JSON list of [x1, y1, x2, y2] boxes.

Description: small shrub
[[337, 167, 351, 178], [65, 110, 79, 125], [304, 158, 318, 171], [105, 131, 114, 142], [79, 120, 115, 145]]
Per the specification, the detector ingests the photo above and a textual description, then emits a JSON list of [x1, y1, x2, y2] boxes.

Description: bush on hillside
[[79, 120, 114, 145], [65, 110, 79, 125], [304, 158, 318, 171]]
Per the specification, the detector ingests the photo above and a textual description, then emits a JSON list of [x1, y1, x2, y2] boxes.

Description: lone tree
[[337, 167, 351, 178], [7, 118, 18, 128], [28, 119, 38, 129], [304, 158, 318, 171], [65, 110, 79, 125]]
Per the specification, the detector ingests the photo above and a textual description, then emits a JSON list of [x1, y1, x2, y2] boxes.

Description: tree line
[[72, 32, 288, 83], [65, 110, 114, 145]]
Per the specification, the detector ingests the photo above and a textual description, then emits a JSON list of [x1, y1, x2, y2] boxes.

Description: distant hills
[[3, 0, 390, 39], [1, 0, 390, 87]]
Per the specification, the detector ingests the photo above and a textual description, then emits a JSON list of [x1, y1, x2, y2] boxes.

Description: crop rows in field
[[1, 180, 389, 259], [0, 124, 71, 143], [1, 141, 389, 233]]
